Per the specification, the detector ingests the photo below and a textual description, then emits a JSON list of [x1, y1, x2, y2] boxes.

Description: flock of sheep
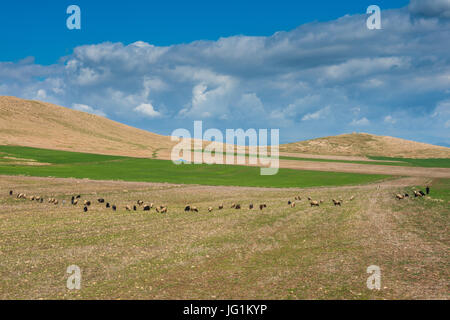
[[395, 189, 428, 200], [8, 189, 356, 214]]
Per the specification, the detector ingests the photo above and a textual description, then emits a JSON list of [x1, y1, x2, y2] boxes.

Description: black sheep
[[143, 205, 151, 211], [112, 205, 116, 211], [106, 202, 110, 208], [133, 205, 137, 211], [184, 205, 191, 212], [98, 198, 105, 203], [83, 206, 88, 212], [9, 190, 13, 196]]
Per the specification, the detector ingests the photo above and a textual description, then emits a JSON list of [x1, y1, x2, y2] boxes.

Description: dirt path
[[358, 186, 449, 299]]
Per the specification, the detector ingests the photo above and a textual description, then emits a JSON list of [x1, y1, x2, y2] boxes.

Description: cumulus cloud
[[1, 3, 450, 145], [384, 115, 397, 124], [134, 103, 161, 118], [302, 106, 331, 121], [351, 117, 370, 126], [409, 0, 450, 18], [72, 103, 107, 117]]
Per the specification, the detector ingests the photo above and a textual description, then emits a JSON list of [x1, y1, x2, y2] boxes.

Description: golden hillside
[[280, 133, 450, 158], [1, 96, 449, 160], [0, 96, 175, 158]]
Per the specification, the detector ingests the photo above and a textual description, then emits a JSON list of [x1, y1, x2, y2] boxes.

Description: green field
[[367, 156, 450, 168], [0, 145, 390, 188]]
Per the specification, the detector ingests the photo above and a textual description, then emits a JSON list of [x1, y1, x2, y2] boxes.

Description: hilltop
[[0, 96, 174, 158], [1, 96, 449, 159], [280, 133, 450, 159]]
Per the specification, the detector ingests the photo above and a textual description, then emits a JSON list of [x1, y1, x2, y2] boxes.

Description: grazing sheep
[[287, 200, 292, 205], [332, 199, 342, 206], [160, 207, 167, 213], [53, 199, 59, 205], [310, 200, 320, 207], [76, 195, 81, 199], [98, 198, 105, 203], [249, 204, 254, 209], [191, 206, 198, 212], [30, 196, 35, 201], [413, 190, 423, 197], [218, 204, 224, 210], [35, 196, 41, 201], [208, 207, 213, 212], [84, 200, 91, 206], [419, 190, 425, 196], [404, 193, 409, 197], [231, 203, 236, 208], [106, 202, 110, 208], [235, 204, 241, 209], [290, 202, 296, 208], [83, 206, 88, 212], [125, 205, 132, 211], [133, 205, 137, 211], [137, 200, 144, 206], [9, 190, 13, 196], [349, 195, 355, 201], [395, 194, 404, 200], [71, 196, 75, 204], [307, 197, 312, 201], [73, 199, 78, 205], [259, 204, 267, 210], [143, 205, 151, 211], [184, 205, 191, 212], [112, 205, 117, 211]]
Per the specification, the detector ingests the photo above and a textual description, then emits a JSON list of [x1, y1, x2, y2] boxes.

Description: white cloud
[[302, 106, 331, 121], [409, 0, 450, 18], [36, 89, 47, 100], [1, 5, 450, 145], [384, 115, 397, 124], [134, 103, 161, 118], [72, 103, 107, 117], [351, 117, 370, 126]]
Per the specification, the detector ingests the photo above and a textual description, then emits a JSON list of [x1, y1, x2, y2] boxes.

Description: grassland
[[367, 156, 450, 168], [0, 175, 448, 299], [0, 146, 390, 188]]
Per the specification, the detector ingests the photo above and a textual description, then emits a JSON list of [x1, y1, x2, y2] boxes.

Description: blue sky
[[1, 0, 409, 64], [1, 0, 449, 146]]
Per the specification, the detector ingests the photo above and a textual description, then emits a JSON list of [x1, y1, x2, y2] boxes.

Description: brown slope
[[280, 132, 450, 159], [0, 96, 177, 158]]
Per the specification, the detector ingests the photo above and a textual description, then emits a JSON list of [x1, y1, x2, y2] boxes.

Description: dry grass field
[[0, 96, 448, 300], [0, 175, 448, 299]]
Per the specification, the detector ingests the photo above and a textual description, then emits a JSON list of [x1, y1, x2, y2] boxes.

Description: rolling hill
[[1, 96, 449, 159], [0, 96, 175, 158], [280, 132, 450, 159]]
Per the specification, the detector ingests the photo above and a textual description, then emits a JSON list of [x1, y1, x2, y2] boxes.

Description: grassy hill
[[0, 96, 175, 158], [280, 133, 450, 159], [1, 96, 449, 161]]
